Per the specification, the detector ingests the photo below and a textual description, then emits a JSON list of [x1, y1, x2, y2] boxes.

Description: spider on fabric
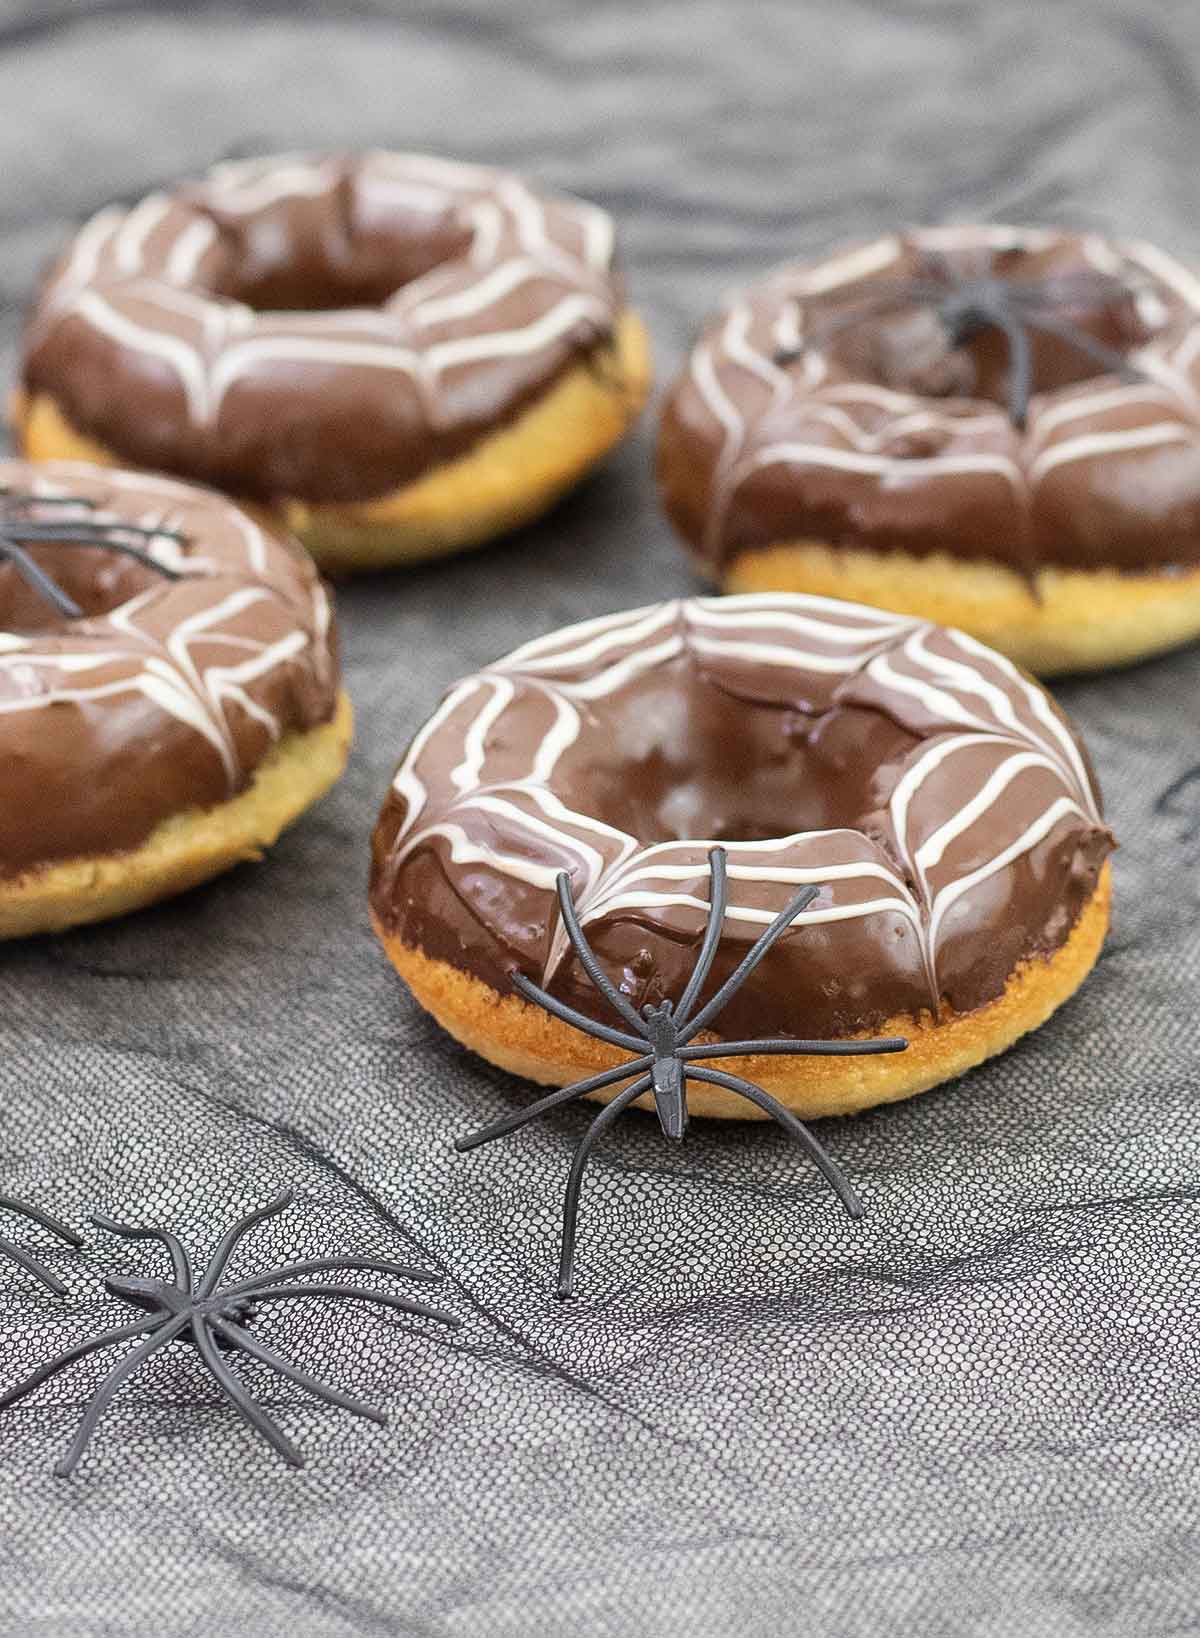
[[775, 266, 1147, 426], [456, 846, 909, 1297], [0, 1195, 83, 1296], [0, 486, 184, 619], [0, 1189, 459, 1476]]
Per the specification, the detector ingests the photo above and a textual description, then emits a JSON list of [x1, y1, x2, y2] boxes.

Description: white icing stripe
[[503, 602, 681, 676], [927, 796, 1087, 954], [1121, 239, 1200, 312], [67, 290, 213, 421], [1031, 382, 1184, 440], [689, 226, 1200, 563], [46, 206, 123, 309], [722, 304, 792, 401], [205, 157, 339, 212], [1028, 422, 1196, 482], [40, 151, 620, 439], [451, 676, 514, 791], [740, 440, 1026, 492], [164, 217, 218, 285], [687, 600, 914, 644], [114, 193, 171, 275], [799, 236, 901, 295], [945, 628, 1096, 808], [686, 634, 873, 674], [410, 258, 550, 327], [424, 293, 609, 373], [390, 593, 1103, 1010], [585, 890, 918, 930], [497, 601, 664, 669], [0, 461, 333, 795]]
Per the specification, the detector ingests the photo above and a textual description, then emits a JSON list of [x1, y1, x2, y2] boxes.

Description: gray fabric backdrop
[[1, 3, 1199, 1634]]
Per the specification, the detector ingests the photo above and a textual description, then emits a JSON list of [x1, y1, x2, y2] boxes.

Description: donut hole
[[552, 658, 919, 851], [200, 197, 474, 313]]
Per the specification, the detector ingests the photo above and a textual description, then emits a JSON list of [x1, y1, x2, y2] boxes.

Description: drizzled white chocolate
[[22, 152, 624, 504], [374, 594, 1110, 1032], [0, 460, 339, 876], [661, 225, 1200, 572]]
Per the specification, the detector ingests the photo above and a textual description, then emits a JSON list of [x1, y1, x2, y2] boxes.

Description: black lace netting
[[2, 4, 1199, 1635]]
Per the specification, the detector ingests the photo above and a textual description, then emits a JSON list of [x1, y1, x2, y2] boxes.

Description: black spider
[[776, 266, 1148, 427], [0, 486, 184, 619], [456, 847, 908, 1297], [0, 1189, 459, 1476], [0, 1196, 83, 1297]]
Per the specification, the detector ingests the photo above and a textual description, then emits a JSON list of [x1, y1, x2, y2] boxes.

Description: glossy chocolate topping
[[370, 594, 1112, 1040], [658, 226, 1200, 574], [21, 152, 623, 503], [0, 459, 340, 877]]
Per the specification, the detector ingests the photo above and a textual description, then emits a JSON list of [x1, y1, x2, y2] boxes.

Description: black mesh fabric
[[2, 3, 1199, 1634]]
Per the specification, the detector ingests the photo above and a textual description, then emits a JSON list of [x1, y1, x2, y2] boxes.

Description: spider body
[[0, 1190, 459, 1476], [456, 846, 910, 1297], [103, 1274, 259, 1347]]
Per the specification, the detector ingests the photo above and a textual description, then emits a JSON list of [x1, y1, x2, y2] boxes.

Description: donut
[[14, 151, 651, 572], [369, 593, 1113, 1120], [0, 459, 350, 938], [658, 225, 1200, 674]]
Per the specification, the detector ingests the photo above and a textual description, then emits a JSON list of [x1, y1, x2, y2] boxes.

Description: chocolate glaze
[[370, 594, 1113, 1041], [20, 152, 624, 504], [0, 459, 340, 878], [658, 226, 1200, 574]]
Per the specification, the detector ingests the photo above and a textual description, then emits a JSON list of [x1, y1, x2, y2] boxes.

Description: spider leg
[[0, 535, 83, 619], [557, 1075, 653, 1300], [454, 1055, 654, 1153], [212, 1318, 386, 1425], [0, 1316, 162, 1411], [511, 973, 645, 1053], [197, 1191, 295, 1298], [678, 884, 821, 1044], [0, 1196, 84, 1248], [679, 1036, 907, 1061], [220, 1257, 444, 1299], [990, 308, 1034, 428], [191, 1321, 305, 1468], [673, 847, 728, 1027], [0, 1236, 69, 1298], [54, 1315, 190, 1478], [682, 1066, 864, 1220], [92, 1213, 193, 1292], [4, 530, 184, 578], [552, 871, 650, 1036], [246, 1285, 460, 1330]]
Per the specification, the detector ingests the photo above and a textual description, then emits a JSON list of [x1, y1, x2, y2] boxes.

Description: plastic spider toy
[[0, 485, 184, 619], [456, 846, 909, 1297], [0, 1195, 83, 1297], [777, 265, 1146, 427], [0, 1189, 459, 1477]]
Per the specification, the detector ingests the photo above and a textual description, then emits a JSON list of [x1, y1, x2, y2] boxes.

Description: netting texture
[[1, 3, 1198, 1634]]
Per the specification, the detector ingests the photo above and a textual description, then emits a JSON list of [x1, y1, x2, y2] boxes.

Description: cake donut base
[[722, 543, 1200, 676], [1, 690, 352, 940], [372, 861, 1110, 1122], [13, 311, 651, 574]]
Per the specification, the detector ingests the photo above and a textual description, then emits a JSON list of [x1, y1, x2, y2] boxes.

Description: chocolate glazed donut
[[0, 459, 350, 938], [370, 594, 1114, 1120], [658, 225, 1200, 675], [15, 151, 651, 571]]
